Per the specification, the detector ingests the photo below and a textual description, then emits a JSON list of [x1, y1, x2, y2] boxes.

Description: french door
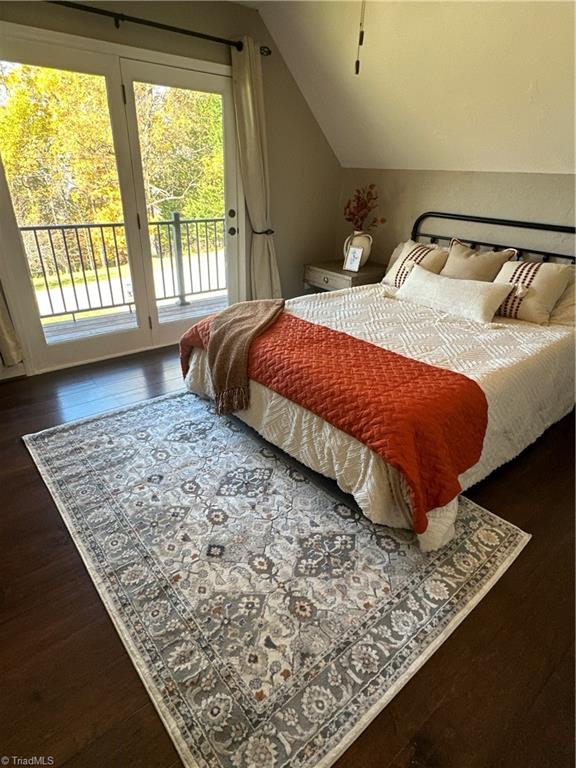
[[0, 35, 241, 373], [121, 59, 240, 347]]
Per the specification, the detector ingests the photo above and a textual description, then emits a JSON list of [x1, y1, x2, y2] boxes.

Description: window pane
[[133, 81, 227, 324], [0, 61, 137, 343]]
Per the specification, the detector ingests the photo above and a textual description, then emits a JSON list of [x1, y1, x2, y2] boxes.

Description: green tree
[[0, 62, 123, 226], [134, 82, 224, 221], [0, 62, 225, 278]]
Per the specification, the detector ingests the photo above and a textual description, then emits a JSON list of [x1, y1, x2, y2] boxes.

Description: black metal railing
[[148, 213, 226, 307], [19, 214, 226, 321]]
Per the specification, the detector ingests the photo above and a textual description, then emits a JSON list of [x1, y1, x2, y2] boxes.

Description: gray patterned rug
[[24, 392, 529, 768]]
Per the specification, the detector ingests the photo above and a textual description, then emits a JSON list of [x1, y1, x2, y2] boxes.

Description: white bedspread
[[185, 285, 575, 550]]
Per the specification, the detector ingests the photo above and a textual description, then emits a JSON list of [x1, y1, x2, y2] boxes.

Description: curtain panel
[[0, 281, 22, 368], [0, 158, 24, 368], [231, 36, 282, 300]]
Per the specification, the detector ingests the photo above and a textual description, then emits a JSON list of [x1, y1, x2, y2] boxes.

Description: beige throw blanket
[[179, 299, 285, 414]]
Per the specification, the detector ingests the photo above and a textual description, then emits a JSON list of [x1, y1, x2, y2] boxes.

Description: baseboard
[[0, 362, 26, 381]]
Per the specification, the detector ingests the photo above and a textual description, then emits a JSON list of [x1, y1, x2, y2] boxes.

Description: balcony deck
[[42, 293, 227, 345], [22, 216, 228, 346]]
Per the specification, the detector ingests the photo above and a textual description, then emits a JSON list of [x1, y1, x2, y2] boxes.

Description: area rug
[[24, 392, 530, 768]]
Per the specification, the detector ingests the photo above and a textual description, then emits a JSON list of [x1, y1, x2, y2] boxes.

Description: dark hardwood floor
[[0, 346, 573, 768]]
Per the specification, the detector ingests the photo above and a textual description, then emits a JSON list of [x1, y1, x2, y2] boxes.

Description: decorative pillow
[[383, 240, 448, 288], [385, 241, 407, 273], [549, 265, 575, 326], [396, 264, 514, 323], [440, 239, 517, 281], [494, 261, 571, 325]]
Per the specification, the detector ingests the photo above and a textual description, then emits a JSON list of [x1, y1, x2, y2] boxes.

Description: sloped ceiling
[[255, 1, 575, 173]]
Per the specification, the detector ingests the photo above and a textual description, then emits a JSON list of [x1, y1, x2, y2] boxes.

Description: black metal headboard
[[411, 211, 576, 263]]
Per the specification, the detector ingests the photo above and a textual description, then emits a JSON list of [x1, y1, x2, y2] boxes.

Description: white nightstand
[[303, 260, 386, 292]]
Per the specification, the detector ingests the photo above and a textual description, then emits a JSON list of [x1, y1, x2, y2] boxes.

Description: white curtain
[[0, 282, 22, 368], [0, 158, 23, 368], [231, 36, 282, 300]]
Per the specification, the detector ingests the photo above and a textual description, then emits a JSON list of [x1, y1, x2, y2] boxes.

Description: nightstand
[[303, 260, 386, 292]]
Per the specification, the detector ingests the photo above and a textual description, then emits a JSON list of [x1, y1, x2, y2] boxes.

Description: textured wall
[[337, 170, 575, 266]]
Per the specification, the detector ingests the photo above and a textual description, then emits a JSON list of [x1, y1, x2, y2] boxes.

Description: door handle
[[228, 227, 237, 236]]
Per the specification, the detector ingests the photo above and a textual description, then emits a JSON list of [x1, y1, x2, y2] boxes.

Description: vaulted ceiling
[[255, 2, 574, 174]]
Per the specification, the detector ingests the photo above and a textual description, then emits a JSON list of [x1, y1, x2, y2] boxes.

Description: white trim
[[0, 20, 231, 78], [232, 177, 248, 304], [25, 340, 175, 377], [119, 57, 244, 345], [0, 361, 25, 380]]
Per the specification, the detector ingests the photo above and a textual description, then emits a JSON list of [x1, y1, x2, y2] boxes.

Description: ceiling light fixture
[[355, 0, 366, 75]]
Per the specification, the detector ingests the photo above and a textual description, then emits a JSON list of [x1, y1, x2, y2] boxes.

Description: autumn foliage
[[0, 63, 224, 229]]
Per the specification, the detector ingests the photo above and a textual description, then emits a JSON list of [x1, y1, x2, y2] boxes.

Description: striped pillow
[[495, 261, 571, 325], [383, 240, 448, 288]]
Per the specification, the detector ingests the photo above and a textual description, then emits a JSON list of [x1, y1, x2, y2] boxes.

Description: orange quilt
[[184, 311, 488, 534]]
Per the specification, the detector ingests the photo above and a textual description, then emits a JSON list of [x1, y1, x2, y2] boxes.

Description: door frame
[[0, 21, 246, 374], [120, 57, 242, 347], [0, 37, 155, 372]]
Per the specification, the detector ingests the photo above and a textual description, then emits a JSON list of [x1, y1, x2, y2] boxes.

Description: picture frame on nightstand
[[343, 246, 363, 272]]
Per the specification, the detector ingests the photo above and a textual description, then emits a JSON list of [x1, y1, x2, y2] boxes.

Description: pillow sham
[[549, 265, 575, 326], [383, 240, 448, 288], [494, 261, 571, 325], [440, 239, 517, 281], [396, 264, 514, 323], [385, 241, 407, 273]]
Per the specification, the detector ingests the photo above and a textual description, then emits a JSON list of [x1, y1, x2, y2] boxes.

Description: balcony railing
[[19, 214, 226, 321]]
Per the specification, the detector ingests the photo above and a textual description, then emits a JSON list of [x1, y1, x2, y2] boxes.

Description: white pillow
[[548, 265, 574, 326], [494, 261, 571, 325], [396, 264, 514, 323], [383, 240, 448, 288]]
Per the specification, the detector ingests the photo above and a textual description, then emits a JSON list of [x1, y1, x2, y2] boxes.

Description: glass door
[[120, 59, 240, 347], [0, 35, 242, 373], [0, 39, 152, 371]]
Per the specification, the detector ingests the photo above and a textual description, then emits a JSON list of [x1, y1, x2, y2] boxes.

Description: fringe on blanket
[[214, 386, 250, 415]]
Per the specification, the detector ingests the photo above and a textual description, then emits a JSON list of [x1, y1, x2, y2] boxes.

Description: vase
[[343, 230, 373, 266]]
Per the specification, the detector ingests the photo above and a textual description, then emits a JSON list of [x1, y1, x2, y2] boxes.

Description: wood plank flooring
[[0, 346, 573, 768]]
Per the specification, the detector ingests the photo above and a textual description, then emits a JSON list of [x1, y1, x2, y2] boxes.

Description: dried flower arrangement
[[343, 184, 386, 232]]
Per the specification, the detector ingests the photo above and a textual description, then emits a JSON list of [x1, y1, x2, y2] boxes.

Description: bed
[[185, 212, 575, 550]]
